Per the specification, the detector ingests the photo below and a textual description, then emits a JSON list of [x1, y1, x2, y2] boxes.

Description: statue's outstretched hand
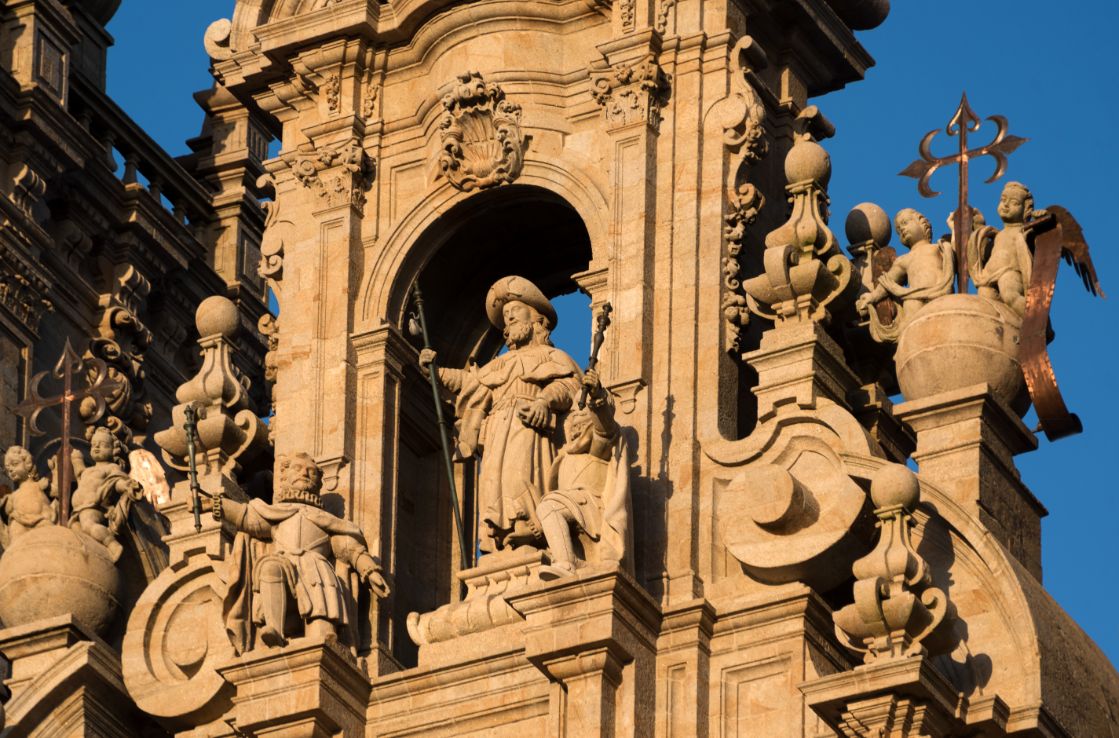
[[855, 293, 872, 316], [358, 557, 392, 598], [418, 348, 437, 371]]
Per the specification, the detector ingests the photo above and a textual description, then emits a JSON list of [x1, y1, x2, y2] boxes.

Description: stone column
[[509, 568, 659, 737], [895, 384, 1044, 579]]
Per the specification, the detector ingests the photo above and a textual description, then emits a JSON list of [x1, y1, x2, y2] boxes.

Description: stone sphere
[[870, 463, 919, 510], [784, 140, 831, 187], [896, 293, 1028, 414], [195, 295, 239, 339], [845, 202, 891, 246], [0, 526, 122, 636]]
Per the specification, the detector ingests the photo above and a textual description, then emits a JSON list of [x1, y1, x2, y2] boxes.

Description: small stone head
[[895, 208, 932, 248], [88, 427, 121, 464], [276, 452, 323, 506], [998, 181, 1033, 224], [3, 446, 37, 484]]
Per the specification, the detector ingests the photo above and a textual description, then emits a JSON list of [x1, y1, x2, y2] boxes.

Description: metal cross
[[899, 92, 1027, 292], [12, 338, 121, 523]]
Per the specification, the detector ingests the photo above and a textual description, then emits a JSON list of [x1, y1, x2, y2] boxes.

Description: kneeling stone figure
[[537, 369, 632, 581]]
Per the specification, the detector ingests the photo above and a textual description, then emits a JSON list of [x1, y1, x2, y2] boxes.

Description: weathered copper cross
[[900, 92, 1027, 292], [12, 338, 121, 523]]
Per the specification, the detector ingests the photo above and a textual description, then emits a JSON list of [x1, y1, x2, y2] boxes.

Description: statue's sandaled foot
[[539, 562, 576, 581], [259, 624, 286, 648]]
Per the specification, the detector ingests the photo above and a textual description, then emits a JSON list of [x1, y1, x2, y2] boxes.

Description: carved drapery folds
[[834, 464, 955, 662], [82, 263, 153, 446], [437, 72, 525, 192], [590, 54, 670, 132], [153, 296, 268, 477], [287, 140, 374, 211], [742, 107, 853, 324]]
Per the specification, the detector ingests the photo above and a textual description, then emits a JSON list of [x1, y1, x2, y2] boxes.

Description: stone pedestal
[[800, 655, 1008, 738], [0, 615, 144, 736], [895, 383, 1045, 578], [217, 637, 370, 738], [508, 567, 659, 737]]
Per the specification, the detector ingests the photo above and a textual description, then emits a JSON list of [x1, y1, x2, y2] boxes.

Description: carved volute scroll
[[437, 72, 525, 192], [82, 263, 153, 446], [716, 36, 771, 352], [589, 54, 671, 132], [742, 107, 854, 324], [834, 464, 955, 662]]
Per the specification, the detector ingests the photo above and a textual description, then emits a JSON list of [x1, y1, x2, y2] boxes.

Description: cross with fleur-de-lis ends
[[900, 92, 1028, 292]]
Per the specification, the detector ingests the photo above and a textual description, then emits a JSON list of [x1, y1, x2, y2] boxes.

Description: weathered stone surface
[[1, 0, 1116, 735]]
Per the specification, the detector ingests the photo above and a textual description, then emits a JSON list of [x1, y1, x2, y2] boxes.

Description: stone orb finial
[[784, 139, 831, 188], [869, 463, 919, 511], [845, 202, 891, 246], [195, 296, 239, 339]]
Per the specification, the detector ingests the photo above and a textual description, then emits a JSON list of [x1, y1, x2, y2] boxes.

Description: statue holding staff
[[419, 276, 581, 553]]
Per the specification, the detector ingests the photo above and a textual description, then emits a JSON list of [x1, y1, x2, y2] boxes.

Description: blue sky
[[106, 2, 1118, 665]]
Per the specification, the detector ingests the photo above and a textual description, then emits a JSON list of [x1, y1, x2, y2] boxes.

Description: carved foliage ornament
[[0, 243, 52, 332], [437, 72, 525, 192], [290, 141, 374, 211], [590, 55, 671, 131], [722, 183, 765, 352]]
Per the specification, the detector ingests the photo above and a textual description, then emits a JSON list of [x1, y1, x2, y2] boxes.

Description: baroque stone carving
[[742, 107, 853, 323], [856, 209, 954, 343], [590, 54, 671, 131], [69, 427, 144, 563], [834, 464, 955, 662], [154, 296, 269, 478], [618, 0, 635, 31], [324, 73, 341, 116], [0, 445, 55, 547], [437, 72, 525, 192], [968, 180, 1035, 317], [722, 182, 765, 353], [421, 276, 582, 554], [217, 452, 391, 652], [655, 0, 677, 34], [536, 369, 632, 580], [288, 141, 375, 211], [81, 263, 153, 445], [0, 245, 52, 333]]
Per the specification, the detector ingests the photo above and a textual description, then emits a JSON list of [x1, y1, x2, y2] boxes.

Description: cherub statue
[[218, 452, 391, 652], [856, 208, 955, 342], [1, 446, 55, 548], [968, 181, 1036, 317], [536, 369, 632, 581], [70, 426, 144, 562]]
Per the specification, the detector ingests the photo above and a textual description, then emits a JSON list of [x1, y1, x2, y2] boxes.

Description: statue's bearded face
[[502, 301, 536, 349], [277, 454, 323, 505]]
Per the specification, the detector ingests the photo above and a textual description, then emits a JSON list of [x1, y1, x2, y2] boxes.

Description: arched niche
[[382, 184, 593, 667]]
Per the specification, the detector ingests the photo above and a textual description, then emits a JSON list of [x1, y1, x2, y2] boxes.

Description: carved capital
[[0, 242, 52, 334], [285, 140, 375, 212], [437, 72, 525, 192], [590, 55, 671, 131]]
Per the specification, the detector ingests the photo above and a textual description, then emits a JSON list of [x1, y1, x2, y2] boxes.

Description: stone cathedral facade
[[0, 0, 1115, 736]]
